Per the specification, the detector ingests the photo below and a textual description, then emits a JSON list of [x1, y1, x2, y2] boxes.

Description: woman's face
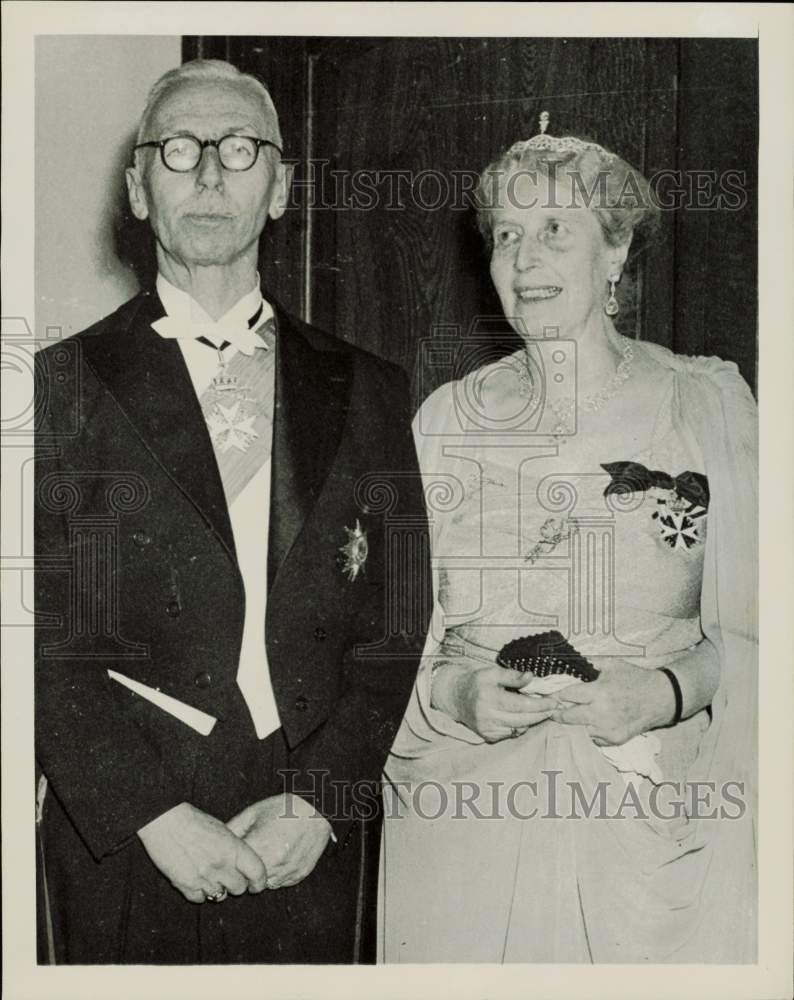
[[488, 167, 626, 339]]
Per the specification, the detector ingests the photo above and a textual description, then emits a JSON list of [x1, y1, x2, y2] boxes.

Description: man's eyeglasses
[[133, 134, 282, 172]]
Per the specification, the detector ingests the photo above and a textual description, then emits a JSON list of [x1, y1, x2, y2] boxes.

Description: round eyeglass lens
[[162, 136, 202, 171], [218, 135, 258, 170]]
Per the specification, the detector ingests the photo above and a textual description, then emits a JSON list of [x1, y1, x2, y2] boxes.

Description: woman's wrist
[[659, 668, 683, 725], [429, 658, 490, 720], [649, 638, 720, 729], [670, 637, 720, 719], [429, 659, 462, 716], [643, 667, 678, 730]]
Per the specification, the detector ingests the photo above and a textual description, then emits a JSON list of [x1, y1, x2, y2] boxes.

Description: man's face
[[126, 78, 287, 270]]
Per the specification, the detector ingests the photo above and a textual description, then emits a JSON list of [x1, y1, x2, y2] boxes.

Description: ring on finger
[[205, 887, 228, 903]]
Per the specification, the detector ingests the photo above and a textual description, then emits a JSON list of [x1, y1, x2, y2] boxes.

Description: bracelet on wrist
[[429, 659, 451, 710], [659, 667, 683, 726]]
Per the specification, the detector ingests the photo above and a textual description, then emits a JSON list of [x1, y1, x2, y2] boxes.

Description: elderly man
[[34, 59, 430, 964]]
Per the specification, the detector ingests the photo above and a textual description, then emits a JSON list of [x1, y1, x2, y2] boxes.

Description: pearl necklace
[[513, 337, 634, 439]]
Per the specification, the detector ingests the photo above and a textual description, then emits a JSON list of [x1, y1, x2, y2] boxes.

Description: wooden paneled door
[[186, 35, 757, 398]]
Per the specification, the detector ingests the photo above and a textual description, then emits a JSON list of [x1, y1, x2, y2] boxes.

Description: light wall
[[35, 35, 181, 340]]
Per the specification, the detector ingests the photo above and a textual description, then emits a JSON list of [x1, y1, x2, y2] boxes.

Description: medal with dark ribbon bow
[[601, 462, 710, 508], [601, 461, 709, 551]]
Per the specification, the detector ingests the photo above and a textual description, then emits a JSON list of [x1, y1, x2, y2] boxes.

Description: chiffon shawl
[[378, 342, 757, 963]]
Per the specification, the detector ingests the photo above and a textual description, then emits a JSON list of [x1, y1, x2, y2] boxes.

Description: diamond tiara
[[508, 110, 615, 162]]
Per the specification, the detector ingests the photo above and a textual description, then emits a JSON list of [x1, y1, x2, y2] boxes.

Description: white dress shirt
[[153, 273, 281, 739]]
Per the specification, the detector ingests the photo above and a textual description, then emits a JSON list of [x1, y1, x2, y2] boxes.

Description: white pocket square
[[107, 670, 217, 735]]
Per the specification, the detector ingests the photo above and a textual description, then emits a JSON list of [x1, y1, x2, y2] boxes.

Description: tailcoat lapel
[[79, 291, 237, 561], [267, 304, 353, 589], [79, 289, 352, 585]]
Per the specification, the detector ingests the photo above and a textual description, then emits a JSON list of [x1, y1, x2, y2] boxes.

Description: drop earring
[[604, 274, 620, 316]]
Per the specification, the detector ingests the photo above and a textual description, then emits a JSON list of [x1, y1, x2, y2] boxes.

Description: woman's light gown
[[379, 341, 757, 963]]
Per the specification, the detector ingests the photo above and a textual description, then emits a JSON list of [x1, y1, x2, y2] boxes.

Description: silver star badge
[[339, 519, 368, 581]]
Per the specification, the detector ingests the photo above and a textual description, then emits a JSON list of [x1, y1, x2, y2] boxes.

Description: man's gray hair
[[136, 58, 282, 149]]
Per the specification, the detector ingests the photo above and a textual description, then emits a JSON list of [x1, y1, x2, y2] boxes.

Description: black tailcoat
[[34, 288, 431, 963]]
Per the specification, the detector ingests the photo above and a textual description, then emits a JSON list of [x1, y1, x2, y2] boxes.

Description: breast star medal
[[339, 519, 368, 581]]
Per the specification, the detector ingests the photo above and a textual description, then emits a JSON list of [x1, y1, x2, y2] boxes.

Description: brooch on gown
[[524, 516, 573, 564], [601, 461, 709, 551]]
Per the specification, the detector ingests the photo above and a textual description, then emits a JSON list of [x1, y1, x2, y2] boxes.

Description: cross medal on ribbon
[[601, 461, 710, 552], [199, 314, 276, 507]]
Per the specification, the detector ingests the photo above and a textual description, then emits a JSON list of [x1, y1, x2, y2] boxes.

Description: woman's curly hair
[[474, 139, 661, 257]]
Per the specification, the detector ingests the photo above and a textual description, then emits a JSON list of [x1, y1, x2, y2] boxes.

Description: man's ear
[[267, 160, 291, 222], [126, 164, 150, 221]]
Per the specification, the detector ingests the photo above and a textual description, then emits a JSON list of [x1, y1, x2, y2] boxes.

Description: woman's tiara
[[507, 111, 615, 162]]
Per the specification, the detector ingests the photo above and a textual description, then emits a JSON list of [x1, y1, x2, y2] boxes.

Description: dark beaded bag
[[496, 630, 600, 683]]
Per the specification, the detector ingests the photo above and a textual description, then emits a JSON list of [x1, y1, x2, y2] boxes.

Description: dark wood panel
[[182, 36, 757, 397], [231, 36, 311, 318], [638, 38, 680, 351], [675, 39, 758, 391], [183, 36, 229, 61], [185, 36, 312, 317], [309, 37, 680, 402]]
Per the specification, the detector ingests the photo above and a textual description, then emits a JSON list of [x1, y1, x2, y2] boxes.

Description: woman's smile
[[514, 285, 563, 302]]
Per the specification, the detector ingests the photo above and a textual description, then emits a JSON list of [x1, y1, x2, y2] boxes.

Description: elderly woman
[[379, 117, 757, 963]]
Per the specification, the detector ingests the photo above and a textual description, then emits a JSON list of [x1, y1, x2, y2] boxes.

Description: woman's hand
[[550, 659, 674, 746], [431, 659, 558, 743]]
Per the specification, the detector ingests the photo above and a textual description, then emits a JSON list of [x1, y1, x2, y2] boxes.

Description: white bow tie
[[151, 315, 269, 356]]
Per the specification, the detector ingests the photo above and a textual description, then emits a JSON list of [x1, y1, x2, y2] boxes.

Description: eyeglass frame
[[133, 133, 283, 172]]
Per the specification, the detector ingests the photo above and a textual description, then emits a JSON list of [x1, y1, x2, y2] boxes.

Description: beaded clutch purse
[[496, 630, 600, 683]]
